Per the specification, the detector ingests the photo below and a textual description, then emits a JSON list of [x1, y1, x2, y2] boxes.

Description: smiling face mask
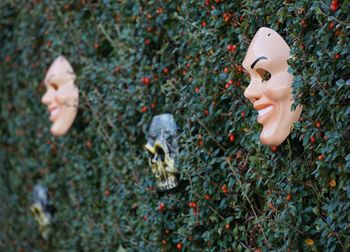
[[42, 56, 78, 137], [242, 27, 303, 147]]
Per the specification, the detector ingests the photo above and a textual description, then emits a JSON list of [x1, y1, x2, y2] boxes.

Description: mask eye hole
[[51, 83, 59, 90], [256, 68, 271, 82]]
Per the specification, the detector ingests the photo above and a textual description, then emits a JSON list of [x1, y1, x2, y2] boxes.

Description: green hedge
[[1, 0, 349, 251]]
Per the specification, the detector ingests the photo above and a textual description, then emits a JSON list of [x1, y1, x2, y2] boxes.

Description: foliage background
[[0, 0, 349, 251]]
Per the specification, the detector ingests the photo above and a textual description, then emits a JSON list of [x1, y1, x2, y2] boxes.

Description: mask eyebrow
[[251, 56, 268, 69]]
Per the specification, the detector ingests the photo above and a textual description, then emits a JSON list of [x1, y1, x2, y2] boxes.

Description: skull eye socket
[[155, 146, 165, 161], [256, 68, 271, 82]]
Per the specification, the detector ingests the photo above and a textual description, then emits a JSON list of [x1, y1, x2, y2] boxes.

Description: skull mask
[[30, 185, 52, 239], [145, 114, 179, 191]]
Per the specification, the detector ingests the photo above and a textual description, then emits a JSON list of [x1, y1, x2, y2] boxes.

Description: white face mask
[[242, 27, 303, 147], [42, 56, 79, 137]]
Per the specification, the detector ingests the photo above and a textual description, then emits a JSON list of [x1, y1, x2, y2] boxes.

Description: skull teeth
[[158, 179, 178, 191]]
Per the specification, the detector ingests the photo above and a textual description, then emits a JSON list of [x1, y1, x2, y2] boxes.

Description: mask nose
[[244, 79, 262, 104], [41, 89, 55, 105]]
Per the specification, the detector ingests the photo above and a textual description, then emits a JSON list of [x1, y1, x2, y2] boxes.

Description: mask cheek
[[262, 73, 293, 102], [55, 86, 79, 105], [50, 98, 78, 137]]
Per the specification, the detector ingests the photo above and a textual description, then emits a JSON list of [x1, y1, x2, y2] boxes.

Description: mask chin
[[260, 105, 299, 147]]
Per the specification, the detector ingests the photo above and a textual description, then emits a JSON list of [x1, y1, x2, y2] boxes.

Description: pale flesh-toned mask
[[41, 56, 78, 136], [242, 27, 303, 147], [145, 114, 179, 191]]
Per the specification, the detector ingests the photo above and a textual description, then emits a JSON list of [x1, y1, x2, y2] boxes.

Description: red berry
[[236, 81, 241, 87], [225, 83, 230, 89], [151, 103, 156, 109], [335, 53, 340, 60], [330, 1, 339, 11], [235, 65, 244, 73], [286, 193, 292, 201], [5, 55, 11, 63], [228, 79, 233, 85], [301, 19, 307, 27], [204, 194, 210, 200], [223, 12, 231, 22], [204, 0, 210, 7], [310, 136, 316, 144], [114, 66, 122, 73], [318, 154, 325, 161], [201, 21, 207, 27], [329, 21, 335, 29], [104, 189, 110, 196], [189, 202, 197, 208], [85, 139, 93, 149], [161, 240, 167, 245], [143, 215, 147, 221], [141, 77, 151, 85], [176, 243, 183, 250], [227, 44, 236, 52], [198, 134, 203, 146], [271, 146, 278, 153], [228, 133, 235, 142], [141, 106, 148, 113], [144, 38, 150, 45], [221, 184, 228, 193], [315, 121, 321, 128], [241, 111, 246, 119], [225, 224, 230, 230], [195, 86, 200, 93], [94, 43, 99, 49], [204, 109, 209, 116], [159, 202, 165, 211], [163, 67, 169, 74], [224, 67, 229, 73]]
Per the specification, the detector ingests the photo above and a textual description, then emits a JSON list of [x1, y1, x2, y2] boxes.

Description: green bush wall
[[1, 0, 349, 251]]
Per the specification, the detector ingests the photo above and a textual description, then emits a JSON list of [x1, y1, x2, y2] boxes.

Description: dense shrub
[[0, 0, 349, 251]]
